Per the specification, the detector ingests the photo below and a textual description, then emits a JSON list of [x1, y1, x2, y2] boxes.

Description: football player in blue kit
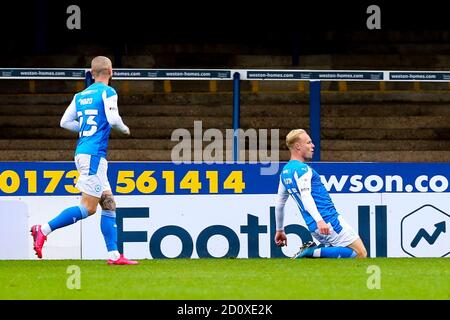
[[274, 129, 367, 259], [31, 56, 138, 265]]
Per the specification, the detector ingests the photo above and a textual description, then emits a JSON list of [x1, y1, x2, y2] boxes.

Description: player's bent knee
[[80, 201, 98, 215], [348, 239, 367, 258], [100, 193, 116, 211], [85, 205, 97, 215], [356, 247, 367, 258]]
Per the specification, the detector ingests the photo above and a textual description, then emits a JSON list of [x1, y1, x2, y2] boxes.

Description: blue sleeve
[[294, 162, 309, 179], [105, 86, 117, 99]]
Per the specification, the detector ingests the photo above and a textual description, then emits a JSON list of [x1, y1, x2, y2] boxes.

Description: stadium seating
[[0, 90, 449, 162], [0, 30, 449, 162]]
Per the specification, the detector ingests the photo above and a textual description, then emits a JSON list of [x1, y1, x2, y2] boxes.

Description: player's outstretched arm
[[275, 178, 289, 246], [60, 97, 79, 132], [296, 169, 330, 235], [103, 91, 130, 135]]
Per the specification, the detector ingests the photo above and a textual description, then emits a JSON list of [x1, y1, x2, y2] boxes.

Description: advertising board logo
[[115, 207, 312, 259], [358, 205, 387, 257], [401, 205, 450, 257]]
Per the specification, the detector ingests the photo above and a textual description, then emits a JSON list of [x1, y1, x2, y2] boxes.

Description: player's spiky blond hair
[[286, 129, 306, 149]]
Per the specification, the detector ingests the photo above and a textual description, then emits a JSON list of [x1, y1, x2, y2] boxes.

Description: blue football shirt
[[73, 82, 115, 158], [280, 160, 342, 233]]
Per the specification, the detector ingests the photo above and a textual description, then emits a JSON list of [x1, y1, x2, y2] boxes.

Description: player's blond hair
[[91, 56, 112, 78], [286, 129, 307, 149]]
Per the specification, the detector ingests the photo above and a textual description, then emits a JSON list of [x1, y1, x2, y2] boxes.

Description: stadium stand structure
[[0, 91, 449, 162], [0, 31, 449, 162]]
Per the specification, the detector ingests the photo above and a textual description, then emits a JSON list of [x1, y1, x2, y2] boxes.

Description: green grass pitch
[[0, 258, 448, 300]]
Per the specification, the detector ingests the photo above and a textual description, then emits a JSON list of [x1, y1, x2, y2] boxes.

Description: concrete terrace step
[[0, 79, 448, 95], [321, 140, 450, 151], [0, 139, 171, 150], [322, 128, 450, 140], [1, 92, 450, 106], [1, 115, 448, 130], [327, 151, 450, 162], [241, 116, 450, 130], [1, 139, 449, 152], [0, 80, 84, 94], [0, 150, 173, 161], [0, 116, 235, 129], [322, 116, 450, 130], [0, 128, 220, 139], [0, 77, 448, 95], [0, 149, 449, 162], [1, 128, 448, 140], [1, 103, 450, 117], [0, 150, 280, 161], [0, 103, 296, 117], [320, 104, 450, 117]]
